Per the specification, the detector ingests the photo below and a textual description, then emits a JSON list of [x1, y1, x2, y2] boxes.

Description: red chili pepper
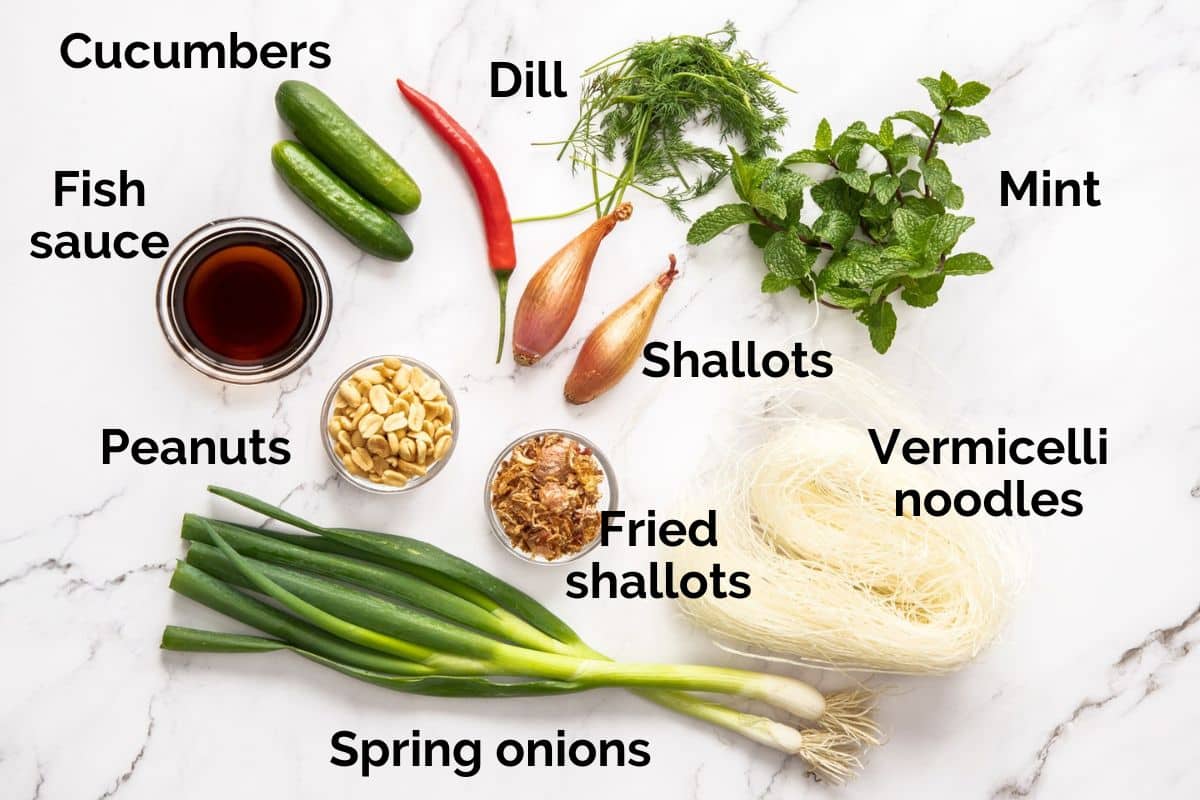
[[396, 79, 516, 363]]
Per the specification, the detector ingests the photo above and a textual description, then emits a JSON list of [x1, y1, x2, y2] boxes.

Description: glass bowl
[[484, 429, 618, 565], [321, 355, 459, 494], [156, 216, 331, 384]]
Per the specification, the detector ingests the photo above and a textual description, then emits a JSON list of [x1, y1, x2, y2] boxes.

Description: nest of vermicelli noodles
[[674, 358, 1025, 674]]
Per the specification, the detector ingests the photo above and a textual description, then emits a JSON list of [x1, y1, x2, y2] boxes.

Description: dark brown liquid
[[182, 244, 305, 362]]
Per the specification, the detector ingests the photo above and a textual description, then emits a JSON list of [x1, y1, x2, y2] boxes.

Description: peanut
[[338, 381, 362, 405], [433, 434, 452, 461], [406, 401, 425, 432], [354, 368, 385, 385], [382, 470, 408, 487], [394, 460, 427, 478], [369, 385, 392, 414], [328, 358, 456, 489], [359, 413, 385, 438], [351, 447, 373, 473]]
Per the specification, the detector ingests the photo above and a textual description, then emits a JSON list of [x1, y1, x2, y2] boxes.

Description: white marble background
[[2, 0, 1198, 797]]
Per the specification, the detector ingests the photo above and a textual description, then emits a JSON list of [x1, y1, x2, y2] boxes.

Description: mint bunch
[[687, 72, 993, 353]]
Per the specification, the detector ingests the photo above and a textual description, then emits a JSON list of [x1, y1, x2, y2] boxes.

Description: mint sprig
[[687, 71, 994, 354]]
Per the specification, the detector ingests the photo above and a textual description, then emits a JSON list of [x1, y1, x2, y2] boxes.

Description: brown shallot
[[512, 203, 633, 365], [564, 255, 679, 404]]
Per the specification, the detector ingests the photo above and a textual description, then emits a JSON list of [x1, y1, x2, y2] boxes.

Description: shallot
[[564, 255, 679, 404], [512, 203, 632, 365]]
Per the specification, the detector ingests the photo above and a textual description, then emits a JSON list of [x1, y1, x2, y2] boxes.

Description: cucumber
[[271, 140, 413, 262], [275, 80, 421, 214]]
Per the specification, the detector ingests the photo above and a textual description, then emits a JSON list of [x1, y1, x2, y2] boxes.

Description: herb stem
[[757, 69, 797, 93], [921, 112, 946, 197], [624, 114, 651, 203], [512, 190, 619, 224], [590, 154, 602, 219], [753, 211, 833, 251], [602, 162, 631, 215], [581, 45, 636, 76], [607, 112, 650, 210], [554, 112, 589, 162], [568, 157, 668, 201], [923, 116, 944, 162], [881, 149, 907, 207]]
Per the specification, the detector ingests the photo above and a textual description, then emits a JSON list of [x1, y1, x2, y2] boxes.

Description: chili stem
[[494, 271, 510, 363]]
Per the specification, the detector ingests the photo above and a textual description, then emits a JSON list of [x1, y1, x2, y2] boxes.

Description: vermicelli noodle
[[675, 361, 1023, 674]]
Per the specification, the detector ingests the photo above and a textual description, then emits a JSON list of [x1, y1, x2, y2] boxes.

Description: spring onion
[[164, 487, 880, 781], [164, 627, 587, 697]]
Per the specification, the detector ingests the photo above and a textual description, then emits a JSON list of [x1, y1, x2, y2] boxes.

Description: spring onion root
[[163, 487, 881, 782]]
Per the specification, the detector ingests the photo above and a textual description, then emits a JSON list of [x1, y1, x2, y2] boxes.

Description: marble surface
[[2, 0, 1198, 797]]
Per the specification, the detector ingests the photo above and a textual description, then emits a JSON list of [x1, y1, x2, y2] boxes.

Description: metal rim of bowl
[[484, 428, 618, 565], [320, 355, 460, 495], [155, 216, 332, 385]]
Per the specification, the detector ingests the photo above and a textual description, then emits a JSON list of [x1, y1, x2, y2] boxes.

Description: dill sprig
[[524, 22, 793, 223]]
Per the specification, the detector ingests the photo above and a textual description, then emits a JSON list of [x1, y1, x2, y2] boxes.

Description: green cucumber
[[275, 80, 420, 214], [271, 140, 413, 261]]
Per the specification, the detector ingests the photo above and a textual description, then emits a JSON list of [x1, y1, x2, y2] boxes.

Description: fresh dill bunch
[[533, 22, 793, 222]]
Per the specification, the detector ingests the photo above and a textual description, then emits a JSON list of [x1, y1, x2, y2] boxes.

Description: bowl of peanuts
[[321, 355, 458, 493]]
